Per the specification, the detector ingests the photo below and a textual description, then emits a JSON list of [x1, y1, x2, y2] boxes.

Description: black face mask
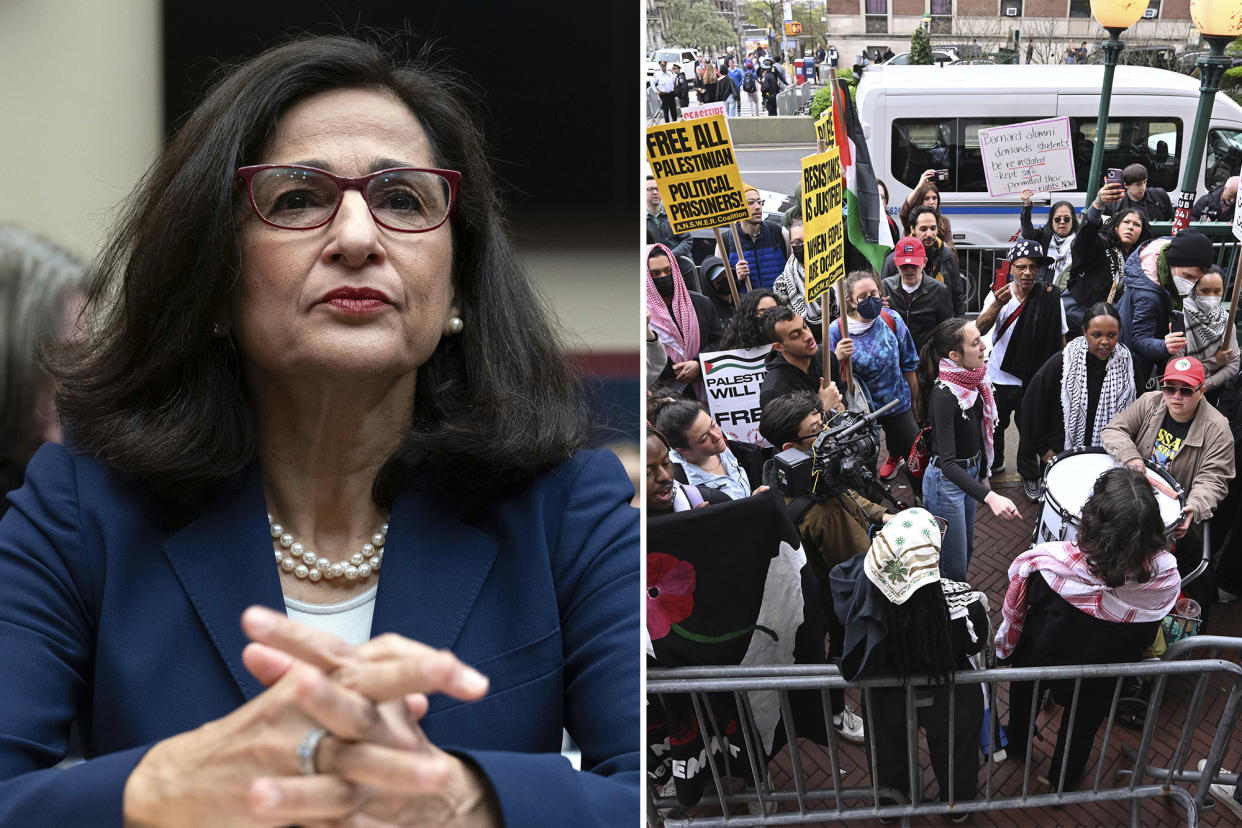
[[652, 275, 675, 298], [791, 243, 805, 263]]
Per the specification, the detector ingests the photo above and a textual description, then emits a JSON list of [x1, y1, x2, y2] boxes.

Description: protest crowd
[[645, 62, 1242, 819]]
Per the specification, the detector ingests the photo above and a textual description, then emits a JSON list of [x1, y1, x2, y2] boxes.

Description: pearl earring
[[445, 316, 464, 335], [212, 322, 228, 337]]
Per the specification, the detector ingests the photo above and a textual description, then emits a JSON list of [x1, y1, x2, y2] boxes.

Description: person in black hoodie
[[757, 305, 846, 412], [699, 256, 741, 331]]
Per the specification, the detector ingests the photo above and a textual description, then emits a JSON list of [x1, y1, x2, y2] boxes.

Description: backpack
[[743, 70, 757, 92]]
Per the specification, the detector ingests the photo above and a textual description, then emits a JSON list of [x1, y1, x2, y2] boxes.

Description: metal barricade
[[1115, 636, 1242, 816], [648, 649, 1242, 827], [950, 225, 1242, 316], [775, 84, 811, 117]]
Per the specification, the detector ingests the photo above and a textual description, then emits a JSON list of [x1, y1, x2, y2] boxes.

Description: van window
[[894, 117, 1182, 194], [1068, 117, 1181, 191], [1206, 128, 1242, 189], [891, 118, 960, 190]]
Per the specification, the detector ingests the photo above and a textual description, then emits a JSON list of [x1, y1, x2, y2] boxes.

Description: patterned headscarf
[[936, 357, 997, 472], [645, 244, 702, 396], [864, 507, 942, 605]]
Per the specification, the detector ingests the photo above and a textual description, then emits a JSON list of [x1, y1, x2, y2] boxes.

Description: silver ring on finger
[[297, 727, 328, 776]]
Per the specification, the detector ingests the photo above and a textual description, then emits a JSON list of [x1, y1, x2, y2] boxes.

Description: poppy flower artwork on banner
[[646, 553, 695, 640]]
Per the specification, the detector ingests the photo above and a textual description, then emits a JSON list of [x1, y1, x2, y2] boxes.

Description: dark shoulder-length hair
[[1076, 467, 1167, 586], [49, 35, 587, 508], [1102, 207, 1153, 252]]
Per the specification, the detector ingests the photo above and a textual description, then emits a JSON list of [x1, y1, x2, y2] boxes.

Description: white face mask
[[1189, 294, 1223, 311], [1172, 275, 1196, 297]]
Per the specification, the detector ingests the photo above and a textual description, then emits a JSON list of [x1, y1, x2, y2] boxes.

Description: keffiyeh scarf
[[942, 578, 989, 649], [1184, 294, 1231, 363], [1047, 231, 1075, 289], [645, 243, 702, 397], [936, 358, 997, 472], [994, 541, 1179, 660], [1061, 336, 1135, 449]]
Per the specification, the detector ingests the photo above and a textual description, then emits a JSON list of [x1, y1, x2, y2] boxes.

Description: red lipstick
[[318, 287, 392, 314]]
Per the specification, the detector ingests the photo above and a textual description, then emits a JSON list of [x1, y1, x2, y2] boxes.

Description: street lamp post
[[1171, 0, 1242, 232], [1084, 0, 1147, 208]]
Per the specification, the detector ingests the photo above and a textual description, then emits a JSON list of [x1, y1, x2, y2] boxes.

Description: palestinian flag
[[646, 494, 828, 806], [830, 78, 891, 274]]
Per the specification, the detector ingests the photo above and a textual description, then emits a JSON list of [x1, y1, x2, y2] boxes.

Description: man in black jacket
[[909, 206, 966, 315], [1191, 175, 1239, 223], [879, 235, 954, 352], [757, 306, 843, 411], [1101, 163, 1173, 222]]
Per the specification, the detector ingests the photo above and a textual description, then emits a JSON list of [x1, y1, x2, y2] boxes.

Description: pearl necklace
[[269, 513, 387, 582]]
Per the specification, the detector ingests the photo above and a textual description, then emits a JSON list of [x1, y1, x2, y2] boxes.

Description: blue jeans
[[725, 94, 738, 116], [922, 458, 979, 582]]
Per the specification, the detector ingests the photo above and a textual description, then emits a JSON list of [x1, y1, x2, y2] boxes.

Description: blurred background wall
[[0, 0, 638, 443]]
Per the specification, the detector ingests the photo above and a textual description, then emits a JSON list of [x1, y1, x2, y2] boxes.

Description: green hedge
[[809, 68, 857, 120]]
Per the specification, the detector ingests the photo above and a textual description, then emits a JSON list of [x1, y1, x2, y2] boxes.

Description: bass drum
[[1036, 446, 1184, 545]]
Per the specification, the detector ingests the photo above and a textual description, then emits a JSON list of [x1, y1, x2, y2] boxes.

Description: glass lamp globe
[[1090, 0, 1148, 28], [1191, 0, 1242, 36]]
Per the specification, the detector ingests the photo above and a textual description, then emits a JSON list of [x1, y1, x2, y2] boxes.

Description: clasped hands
[[123, 606, 498, 827]]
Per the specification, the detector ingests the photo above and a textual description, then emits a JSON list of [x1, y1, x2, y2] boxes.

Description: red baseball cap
[[1163, 356, 1205, 387], [894, 236, 926, 267]]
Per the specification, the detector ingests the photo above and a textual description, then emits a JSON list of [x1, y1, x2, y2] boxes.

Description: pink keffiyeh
[[645, 244, 702, 396], [994, 541, 1179, 659], [936, 358, 997, 472]]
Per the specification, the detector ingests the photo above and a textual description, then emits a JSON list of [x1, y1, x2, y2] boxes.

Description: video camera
[[771, 399, 902, 505]]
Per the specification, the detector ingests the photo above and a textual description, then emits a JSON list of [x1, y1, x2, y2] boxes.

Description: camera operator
[[760, 391, 894, 745]]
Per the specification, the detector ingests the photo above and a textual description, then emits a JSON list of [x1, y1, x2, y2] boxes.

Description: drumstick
[[1144, 469, 1178, 500]]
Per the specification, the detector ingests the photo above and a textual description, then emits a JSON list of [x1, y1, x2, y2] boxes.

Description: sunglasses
[[1052, 216, 1072, 223], [1160, 383, 1201, 398]]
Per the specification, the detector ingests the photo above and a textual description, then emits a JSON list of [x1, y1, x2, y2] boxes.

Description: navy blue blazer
[[0, 444, 639, 826]]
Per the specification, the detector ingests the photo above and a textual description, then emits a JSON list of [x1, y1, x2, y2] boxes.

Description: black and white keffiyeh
[[1061, 335, 1135, 449], [1184, 294, 1231, 362]]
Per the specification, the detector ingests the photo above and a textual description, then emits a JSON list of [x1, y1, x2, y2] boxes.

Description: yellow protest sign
[[645, 114, 749, 234], [800, 148, 844, 304], [814, 107, 835, 149]]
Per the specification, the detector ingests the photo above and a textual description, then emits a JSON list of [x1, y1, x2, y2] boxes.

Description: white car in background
[[647, 47, 699, 79], [879, 49, 959, 67]]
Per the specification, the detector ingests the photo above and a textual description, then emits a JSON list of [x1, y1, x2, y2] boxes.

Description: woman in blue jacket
[[0, 36, 638, 827], [1117, 229, 1214, 392]]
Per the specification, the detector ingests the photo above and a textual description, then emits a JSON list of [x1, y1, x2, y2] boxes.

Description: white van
[[858, 65, 1242, 248]]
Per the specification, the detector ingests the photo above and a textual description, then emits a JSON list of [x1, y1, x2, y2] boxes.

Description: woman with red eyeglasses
[[0, 36, 636, 826], [1101, 355, 1234, 574]]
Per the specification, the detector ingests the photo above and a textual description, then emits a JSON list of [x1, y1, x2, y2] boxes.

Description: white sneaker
[[1219, 587, 1238, 604], [1198, 759, 1242, 820], [833, 705, 866, 744]]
